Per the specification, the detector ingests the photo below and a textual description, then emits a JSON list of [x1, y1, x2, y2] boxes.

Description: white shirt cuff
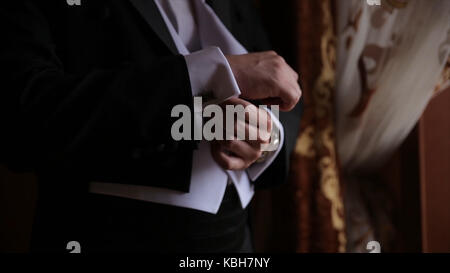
[[185, 46, 284, 181], [246, 110, 285, 181], [184, 46, 241, 103]]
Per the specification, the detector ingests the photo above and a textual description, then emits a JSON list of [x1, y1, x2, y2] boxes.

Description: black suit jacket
[[0, 0, 300, 250], [0, 0, 302, 249], [0, 0, 301, 191]]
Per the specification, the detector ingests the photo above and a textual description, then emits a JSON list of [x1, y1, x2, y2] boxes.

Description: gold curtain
[[253, 0, 345, 253], [291, 0, 345, 253]]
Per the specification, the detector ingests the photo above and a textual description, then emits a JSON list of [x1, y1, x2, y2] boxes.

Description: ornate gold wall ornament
[[314, 0, 346, 252], [295, 125, 316, 158], [384, 0, 409, 10]]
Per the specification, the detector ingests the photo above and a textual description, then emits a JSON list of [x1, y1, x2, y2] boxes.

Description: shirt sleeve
[[184, 46, 285, 181], [184, 46, 241, 102], [246, 110, 285, 181]]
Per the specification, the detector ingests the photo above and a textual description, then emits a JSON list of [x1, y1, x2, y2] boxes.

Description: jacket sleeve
[[0, 1, 195, 192]]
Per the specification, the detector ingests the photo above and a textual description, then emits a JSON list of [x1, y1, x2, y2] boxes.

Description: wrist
[[225, 55, 243, 86], [256, 128, 280, 163]]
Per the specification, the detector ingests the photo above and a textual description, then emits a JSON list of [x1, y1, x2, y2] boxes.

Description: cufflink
[[256, 129, 280, 163], [256, 151, 270, 163]]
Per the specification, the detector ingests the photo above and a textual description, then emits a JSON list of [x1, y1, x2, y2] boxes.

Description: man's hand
[[211, 97, 272, 170], [226, 51, 302, 111]]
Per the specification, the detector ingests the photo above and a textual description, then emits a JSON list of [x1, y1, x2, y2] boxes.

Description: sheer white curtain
[[335, 0, 450, 252], [336, 0, 450, 174]]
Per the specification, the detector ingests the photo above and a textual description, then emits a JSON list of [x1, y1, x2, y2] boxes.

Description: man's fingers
[[211, 140, 262, 170], [221, 98, 272, 142], [279, 82, 302, 111], [224, 115, 271, 144], [268, 63, 301, 111], [221, 97, 252, 108], [226, 51, 302, 112], [222, 140, 262, 164], [211, 142, 247, 170], [266, 95, 297, 112], [270, 54, 302, 111]]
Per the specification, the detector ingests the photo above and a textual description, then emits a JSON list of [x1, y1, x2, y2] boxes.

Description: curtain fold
[[335, 0, 450, 252], [253, 0, 346, 253], [254, 0, 449, 253], [336, 0, 450, 173], [290, 0, 346, 253]]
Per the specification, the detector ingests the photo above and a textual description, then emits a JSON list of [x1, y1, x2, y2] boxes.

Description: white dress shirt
[[89, 0, 284, 214]]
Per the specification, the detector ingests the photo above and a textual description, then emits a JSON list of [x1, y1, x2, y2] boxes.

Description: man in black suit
[[0, 0, 302, 252]]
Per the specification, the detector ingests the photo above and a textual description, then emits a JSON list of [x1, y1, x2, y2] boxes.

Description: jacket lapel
[[206, 0, 232, 31], [128, 0, 178, 54], [128, 0, 233, 55]]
